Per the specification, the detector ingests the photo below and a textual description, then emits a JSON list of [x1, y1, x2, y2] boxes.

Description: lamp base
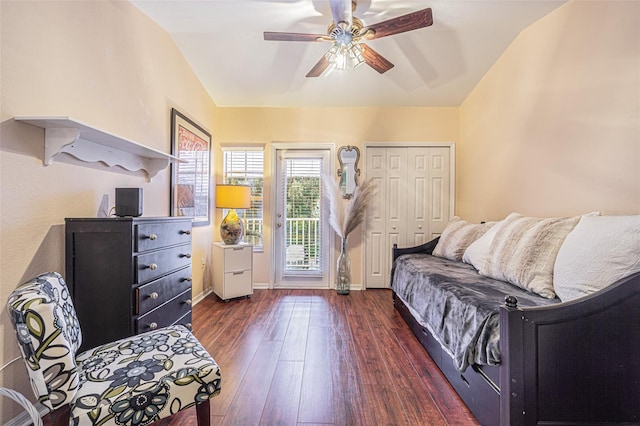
[[220, 209, 244, 245]]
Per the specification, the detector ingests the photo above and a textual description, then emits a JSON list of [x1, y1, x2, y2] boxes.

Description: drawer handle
[[149, 322, 158, 330], [181, 253, 192, 258], [183, 277, 193, 282], [148, 233, 158, 240], [149, 292, 159, 300], [148, 263, 158, 270], [232, 247, 244, 251], [232, 271, 244, 275], [184, 299, 192, 306], [180, 230, 192, 235]]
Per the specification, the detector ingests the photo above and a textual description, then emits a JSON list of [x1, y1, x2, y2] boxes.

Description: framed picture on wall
[[170, 108, 211, 226]]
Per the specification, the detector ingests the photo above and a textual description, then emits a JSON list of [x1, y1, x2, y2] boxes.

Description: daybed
[[390, 213, 640, 426]]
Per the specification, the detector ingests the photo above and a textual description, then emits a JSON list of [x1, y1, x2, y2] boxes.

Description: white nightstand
[[211, 242, 253, 301]]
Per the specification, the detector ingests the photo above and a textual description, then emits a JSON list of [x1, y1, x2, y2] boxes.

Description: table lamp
[[216, 184, 251, 245]]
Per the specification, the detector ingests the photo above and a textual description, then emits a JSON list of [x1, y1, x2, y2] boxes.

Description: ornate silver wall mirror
[[337, 145, 361, 199]]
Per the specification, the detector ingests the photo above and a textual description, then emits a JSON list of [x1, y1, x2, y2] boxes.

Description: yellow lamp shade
[[216, 184, 251, 209]]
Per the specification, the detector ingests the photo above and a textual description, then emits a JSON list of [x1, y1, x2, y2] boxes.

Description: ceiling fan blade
[[329, 0, 353, 28], [361, 8, 433, 40], [264, 32, 330, 42], [306, 55, 331, 77], [360, 43, 394, 74]]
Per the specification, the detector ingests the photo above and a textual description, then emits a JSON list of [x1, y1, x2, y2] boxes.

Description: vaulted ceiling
[[131, 0, 566, 107]]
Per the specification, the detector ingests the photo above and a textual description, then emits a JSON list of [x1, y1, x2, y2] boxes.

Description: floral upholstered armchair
[[6, 272, 221, 426]]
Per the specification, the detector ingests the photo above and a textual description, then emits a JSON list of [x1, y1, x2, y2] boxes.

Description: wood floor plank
[[343, 293, 413, 424], [298, 324, 334, 424], [259, 360, 304, 425], [363, 291, 448, 425], [262, 298, 295, 342], [207, 292, 280, 416], [328, 294, 374, 426], [164, 288, 481, 426], [279, 300, 311, 361], [221, 340, 283, 425]]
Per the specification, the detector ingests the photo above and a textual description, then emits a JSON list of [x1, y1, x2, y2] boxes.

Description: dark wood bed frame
[[392, 238, 640, 426]]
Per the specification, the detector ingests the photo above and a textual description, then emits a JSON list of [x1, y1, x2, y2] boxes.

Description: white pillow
[[554, 215, 640, 302], [432, 217, 495, 262], [462, 217, 503, 269]]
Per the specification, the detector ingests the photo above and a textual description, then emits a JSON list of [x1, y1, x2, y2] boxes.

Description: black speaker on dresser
[[115, 188, 143, 217]]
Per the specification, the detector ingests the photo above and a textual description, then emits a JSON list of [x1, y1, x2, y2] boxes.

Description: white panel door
[[386, 148, 408, 252], [428, 147, 450, 238], [407, 148, 429, 246], [365, 148, 388, 288], [407, 147, 451, 242], [364, 145, 452, 289]]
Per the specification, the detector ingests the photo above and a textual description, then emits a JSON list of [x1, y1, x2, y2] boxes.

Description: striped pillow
[[479, 213, 580, 298], [433, 217, 496, 262]]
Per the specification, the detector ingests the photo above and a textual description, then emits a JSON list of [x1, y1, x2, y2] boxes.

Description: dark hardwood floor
[[161, 289, 480, 426]]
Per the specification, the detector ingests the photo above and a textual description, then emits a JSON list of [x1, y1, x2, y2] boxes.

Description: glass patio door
[[274, 148, 330, 288]]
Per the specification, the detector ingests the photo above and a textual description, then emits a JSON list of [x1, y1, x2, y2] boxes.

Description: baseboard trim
[[197, 283, 366, 297], [193, 286, 214, 305], [267, 283, 365, 291]]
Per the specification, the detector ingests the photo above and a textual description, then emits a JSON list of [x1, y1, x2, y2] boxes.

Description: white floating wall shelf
[[15, 116, 183, 180]]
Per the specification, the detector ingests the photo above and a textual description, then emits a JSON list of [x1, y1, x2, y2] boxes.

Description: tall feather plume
[[323, 175, 346, 238], [343, 177, 375, 237], [322, 174, 375, 239]]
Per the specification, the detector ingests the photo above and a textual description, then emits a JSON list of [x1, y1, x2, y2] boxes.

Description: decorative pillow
[[433, 217, 495, 261], [462, 217, 503, 269], [554, 215, 640, 302], [479, 213, 581, 299]]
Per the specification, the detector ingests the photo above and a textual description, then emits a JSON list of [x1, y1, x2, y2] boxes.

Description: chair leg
[[42, 405, 71, 426], [195, 400, 211, 426]]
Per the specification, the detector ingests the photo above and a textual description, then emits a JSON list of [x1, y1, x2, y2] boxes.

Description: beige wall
[[458, 0, 640, 222], [0, 1, 217, 420], [213, 107, 459, 287], [1, 0, 639, 422]]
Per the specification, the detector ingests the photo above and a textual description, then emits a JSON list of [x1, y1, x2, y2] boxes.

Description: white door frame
[[269, 143, 336, 289]]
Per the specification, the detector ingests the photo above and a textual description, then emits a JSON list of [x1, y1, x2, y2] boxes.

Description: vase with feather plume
[[323, 174, 375, 295], [336, 237, 351, 295]]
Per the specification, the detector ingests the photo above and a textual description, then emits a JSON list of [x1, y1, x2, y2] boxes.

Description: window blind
[[281, 157, 323, 272], [223, 150, 264, 248]]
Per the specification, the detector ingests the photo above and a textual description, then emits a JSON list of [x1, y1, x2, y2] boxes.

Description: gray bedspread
[[391, 254, 560, 372]]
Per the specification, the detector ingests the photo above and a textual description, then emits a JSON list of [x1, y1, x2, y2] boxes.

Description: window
[[223, 149, 264, 249]]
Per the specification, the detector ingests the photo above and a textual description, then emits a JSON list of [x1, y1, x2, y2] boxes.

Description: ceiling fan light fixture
[[324, 40, 365, 74], [265, 3, 433, 78], [347, 42, 364, 68], [325, 45, 338, 63], [336, 46, 348, 70]]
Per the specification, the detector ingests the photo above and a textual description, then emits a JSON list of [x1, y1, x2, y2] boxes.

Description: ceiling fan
[[264, 0, 433, 77]]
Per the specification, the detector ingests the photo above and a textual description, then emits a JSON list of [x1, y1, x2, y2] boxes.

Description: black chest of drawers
[[65, 217, 193, 350]]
